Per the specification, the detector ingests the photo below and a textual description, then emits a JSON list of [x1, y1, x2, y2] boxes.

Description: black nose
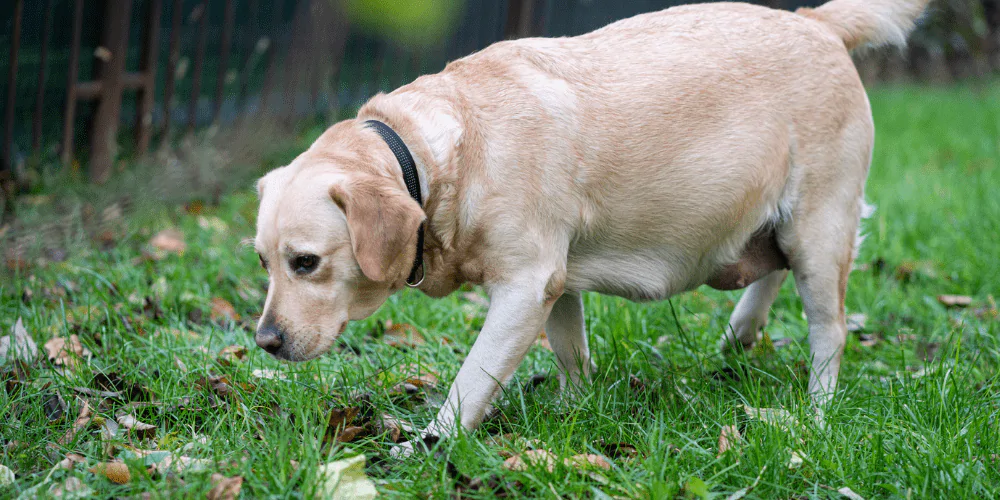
[[255, 323, 283, 354]]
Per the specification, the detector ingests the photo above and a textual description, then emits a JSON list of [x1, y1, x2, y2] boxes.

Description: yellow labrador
[[253, 0, 930, 453]]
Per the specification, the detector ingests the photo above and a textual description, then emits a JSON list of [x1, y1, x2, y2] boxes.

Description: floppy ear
[[330, 175, 425, 283]]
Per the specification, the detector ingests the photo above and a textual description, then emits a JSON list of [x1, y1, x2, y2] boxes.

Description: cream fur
[[252, 0, 931, 454]]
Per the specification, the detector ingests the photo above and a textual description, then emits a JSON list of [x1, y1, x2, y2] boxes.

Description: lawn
[[1, 82, 999, 499]]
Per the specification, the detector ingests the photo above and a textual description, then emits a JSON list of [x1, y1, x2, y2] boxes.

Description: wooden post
[[161, 0, 183, 147], [504, 0, 536, 39], [3, 0, 24, 178], [188, 0, 208, 134], [260, 0, 286, 116], [136, 0, 163, 154], [236, 0, 261, 122], [214, 0, 235, 123], [2, 0, 23, 213], [61, 0, 84, 166], [88, 0, 133, 183], [32, 0, 54, 153]]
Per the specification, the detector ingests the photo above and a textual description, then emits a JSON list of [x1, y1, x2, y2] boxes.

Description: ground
[[1, 82, 999, 499]]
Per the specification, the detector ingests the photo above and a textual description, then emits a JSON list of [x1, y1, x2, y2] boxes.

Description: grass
[[2, 81, 999, 499]]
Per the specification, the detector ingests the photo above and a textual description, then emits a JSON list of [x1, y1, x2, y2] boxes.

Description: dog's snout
[[255, 323, 283, 355]]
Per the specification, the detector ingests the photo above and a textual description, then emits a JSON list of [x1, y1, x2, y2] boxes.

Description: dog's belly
[[564, 227, 789, 301]]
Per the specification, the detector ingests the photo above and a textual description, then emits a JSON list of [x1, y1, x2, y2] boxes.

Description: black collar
[[364, 119, 425, 287]]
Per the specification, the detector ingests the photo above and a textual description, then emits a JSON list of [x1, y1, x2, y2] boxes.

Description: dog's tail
[[796, 0, 933, 52]]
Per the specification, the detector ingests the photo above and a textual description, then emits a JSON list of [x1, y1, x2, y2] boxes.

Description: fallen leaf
[[503, 449, 557, 472], [316, 455, 378, 500], [149, 229, 186, 255], [858, 334, 880, 348], [44, 335, 92, 368], [59, 400, 93, 444], [50, 476, 94, 498], [325, 406, 361, 444], [565, 453, 611, 470], [846, 313, 867, 332], [338, 426, 366, 443], [217, 344, 247, 366], [383, 322, 424, 348], [0, 317, 38, 365], [717, 425, 742, 456], [57, 452, 87, 470], [787, 450, 805, 469], [251, 368, 284, 380], [0, 464, 13, 486], [937, 295, 972, 308], [128, 448, 212, 474], [378, 414, 413, 443], [838, 486, 866, 500], [207, 474, 244, 500], [117, 414, 157, 440], [90, 461, 131, 484], [596, 441, 639, 460], [537, 330, 552, 351], [210, 298, 240, 322], [743, 405, 801, 434], [43, 391, 68, 421]]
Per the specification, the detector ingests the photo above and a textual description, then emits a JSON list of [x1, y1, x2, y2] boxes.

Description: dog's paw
[[390, 434, 441, 459]]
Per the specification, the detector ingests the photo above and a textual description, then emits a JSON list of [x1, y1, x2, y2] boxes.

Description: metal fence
[[1, 0, 998, 213]]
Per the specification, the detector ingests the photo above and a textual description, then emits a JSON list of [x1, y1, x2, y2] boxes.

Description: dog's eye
[[292, 254, 319, 274]]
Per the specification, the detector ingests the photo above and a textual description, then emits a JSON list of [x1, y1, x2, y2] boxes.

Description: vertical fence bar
[[260, 0, 286, 115], [214, 0, 235, 123], [161, 0, 183, 147], [282, 2, 306, 123], [236, 0, 261, 121], [136, 0, 163, 155], [88, 0, 133, 183], [188, 0, 209, 134], [3, 0, 24, 181], [32, 0, 55, 153], [61, 0, 84, 166]]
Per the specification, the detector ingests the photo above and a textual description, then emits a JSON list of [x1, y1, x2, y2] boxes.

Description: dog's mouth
[[256, 320, 348, 361]]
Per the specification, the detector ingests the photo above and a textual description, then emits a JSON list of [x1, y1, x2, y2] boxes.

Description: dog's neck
[[358, 89, 464, 251]]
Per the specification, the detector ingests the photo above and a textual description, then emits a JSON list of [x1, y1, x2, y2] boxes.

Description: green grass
[[2, 82, 999, 499]]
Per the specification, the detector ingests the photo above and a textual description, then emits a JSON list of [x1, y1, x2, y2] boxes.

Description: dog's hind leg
[[719, 270, 789, 352], [546, 292, 594, 390]]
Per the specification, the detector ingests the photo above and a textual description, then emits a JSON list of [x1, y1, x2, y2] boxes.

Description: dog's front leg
[[392, 276, 554, 456]]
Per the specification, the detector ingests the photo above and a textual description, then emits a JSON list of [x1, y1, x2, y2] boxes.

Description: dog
[[253, 0, 931, 454]]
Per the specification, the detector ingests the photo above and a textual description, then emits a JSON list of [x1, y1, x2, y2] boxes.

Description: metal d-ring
[[405, 262, 425, 288]]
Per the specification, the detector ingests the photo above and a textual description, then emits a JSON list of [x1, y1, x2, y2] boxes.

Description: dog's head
[[253, 121, 425, 361]]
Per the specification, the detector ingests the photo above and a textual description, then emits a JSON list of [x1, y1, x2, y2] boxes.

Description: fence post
[[136, 0, 163, 155], [1, 0, 23, 217], [88, 0, 133, 184], [188, 0, 208, 135], [214, 0, 236, 124], [505, 0, 537, 39], [161, 0, 183, 148], [61, 0, 84, 166], [32, 0, 55, 154]]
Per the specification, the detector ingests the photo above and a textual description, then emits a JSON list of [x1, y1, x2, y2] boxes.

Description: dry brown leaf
[[130, 448, 212, 474], [210, 298, 240, 322], [838, 487, 866, 500], [383, 322, 424, 348], [217, 344, 247, 366], [406, 373, 439, 388], [57, 452, 87, 470], [378, 414, 412, 443], [207, 473, 244, 500], [596, 441, 639, 461], [717, 425, 742, 456], [503, 449, 557, 472], [150, 229, 186, 255], [537, 330, 552, 351], [90, 461, 131, 484], [1, 317, 38, 365], [44, 335, 92, 368], [59, 400, 93, 444], [938, 295, 973, 308], [565, 454, 611, 470], [338, 426, 366, 443], [117, 414, 156, 440]]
